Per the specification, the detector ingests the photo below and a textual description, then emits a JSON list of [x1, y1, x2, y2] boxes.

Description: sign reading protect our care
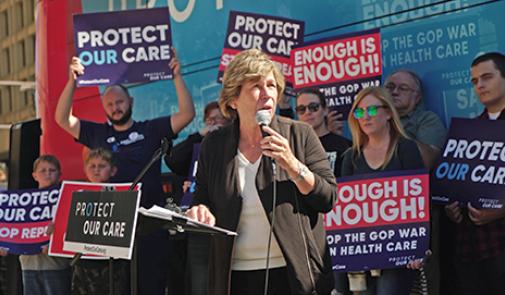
[[73, 7, 173, 86], [291, 29, 381, 118], [218, 11, 304, 95], [49, 181, 140, 259], [325, 170, 430, 272], [64, 190, 139, 259], [432, 118, 505, 208], [0, 186, 61, 255]]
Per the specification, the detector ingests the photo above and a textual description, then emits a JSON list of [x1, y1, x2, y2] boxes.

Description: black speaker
[[8, 119, 40, 190], [4, 119, 40, 295]]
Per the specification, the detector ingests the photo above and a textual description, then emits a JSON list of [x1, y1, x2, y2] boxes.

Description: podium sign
[[63, 190, 140, 259]]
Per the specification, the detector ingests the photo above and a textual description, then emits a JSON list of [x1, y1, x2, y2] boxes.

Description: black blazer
[[193, 115, 337, 295]]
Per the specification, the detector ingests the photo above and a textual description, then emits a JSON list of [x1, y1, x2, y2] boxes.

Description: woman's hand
[[406, 258, 424, 270], [326, 110, 344, 136], [186, 204, 216, 226], [259, 125, 298, 173], [260, 125, 315, 194]]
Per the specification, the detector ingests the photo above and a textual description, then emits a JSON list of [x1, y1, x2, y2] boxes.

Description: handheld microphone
[[256, 109, 272, 138]]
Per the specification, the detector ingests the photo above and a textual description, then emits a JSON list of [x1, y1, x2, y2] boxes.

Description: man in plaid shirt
[[445, 52, 505, 295]]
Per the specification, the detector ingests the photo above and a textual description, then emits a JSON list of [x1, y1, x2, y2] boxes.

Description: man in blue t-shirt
[[55, 49, 195, 208], [55, 49, 195, 295]]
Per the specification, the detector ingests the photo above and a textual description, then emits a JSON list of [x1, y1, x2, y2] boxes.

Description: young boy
[[20, 155, 71, 295], [71, 148, 129, 295]]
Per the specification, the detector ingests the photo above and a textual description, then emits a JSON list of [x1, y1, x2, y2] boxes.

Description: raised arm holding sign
[[55, 12, 195, 291]]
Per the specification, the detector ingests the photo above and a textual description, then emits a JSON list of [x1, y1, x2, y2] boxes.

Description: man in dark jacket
[[445, 52, 505, 295]]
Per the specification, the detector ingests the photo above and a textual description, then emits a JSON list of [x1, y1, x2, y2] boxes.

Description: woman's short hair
[[348, 86, 409, 169], [296, 87, 327, 108], [219, 49, 285, 118]]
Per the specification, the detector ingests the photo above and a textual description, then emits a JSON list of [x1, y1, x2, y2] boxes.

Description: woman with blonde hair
[[187, 49, 337, 295], [341, 86, 424, 294]]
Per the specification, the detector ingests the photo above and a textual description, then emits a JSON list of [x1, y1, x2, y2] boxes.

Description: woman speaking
[[186, 49, 337, 295]]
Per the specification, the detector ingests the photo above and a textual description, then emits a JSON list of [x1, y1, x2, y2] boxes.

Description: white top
[[488, 111, 501, 120], [231, 150, 286, 271]]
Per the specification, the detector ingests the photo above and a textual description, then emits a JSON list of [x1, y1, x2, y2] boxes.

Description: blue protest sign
[[73, 7, 173, 86], [432, 118, 505, 208], [0, 186, 61, 255]]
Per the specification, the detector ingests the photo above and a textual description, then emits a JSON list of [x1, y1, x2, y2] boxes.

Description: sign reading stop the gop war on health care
[[73, 7, 173, 86], [325, 170, 430, 272], [291, 29, 382, 118], [0, 186, 61, 255]]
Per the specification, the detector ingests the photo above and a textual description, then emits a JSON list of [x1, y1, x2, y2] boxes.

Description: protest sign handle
[[69, 252, 82, 267]]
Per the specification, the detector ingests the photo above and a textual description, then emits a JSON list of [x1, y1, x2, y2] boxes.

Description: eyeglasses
[[205, 115, 226, 125], [295, 102, 321, 115], [384, 83, 417, 94], [353, 105, 387, 119]]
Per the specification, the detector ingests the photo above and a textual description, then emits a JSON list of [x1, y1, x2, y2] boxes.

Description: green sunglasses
[[353, 105, 387, 119]]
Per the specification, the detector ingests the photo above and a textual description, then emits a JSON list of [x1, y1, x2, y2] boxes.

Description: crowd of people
[[2, 46, 505, 295]]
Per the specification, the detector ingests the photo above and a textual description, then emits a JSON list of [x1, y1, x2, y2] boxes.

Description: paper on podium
[[138, 205, 237, 236]]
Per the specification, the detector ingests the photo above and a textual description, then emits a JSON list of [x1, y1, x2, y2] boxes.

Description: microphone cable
[[263, 159, 277, 295]]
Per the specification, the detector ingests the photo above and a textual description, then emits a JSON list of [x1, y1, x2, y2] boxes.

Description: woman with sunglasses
[[295, 88, 351, 178], [341, 86, 424, 295]]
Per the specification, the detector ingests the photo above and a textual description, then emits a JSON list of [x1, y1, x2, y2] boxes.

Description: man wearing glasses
[[384, 70, 446, 168], [384, 70, 446, 295], [295, 88, 351, 178]]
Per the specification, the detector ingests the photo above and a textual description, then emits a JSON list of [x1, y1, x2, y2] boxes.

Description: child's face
[[32, 161, 60, 189], [85, 157, 116, 183]]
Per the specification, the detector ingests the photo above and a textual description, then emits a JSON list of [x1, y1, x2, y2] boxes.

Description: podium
[[130, 205, 236, 295]]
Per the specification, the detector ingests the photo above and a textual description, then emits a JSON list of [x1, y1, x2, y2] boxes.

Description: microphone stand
[[130, 137, 172, 295], [129, 137, 171, 191]]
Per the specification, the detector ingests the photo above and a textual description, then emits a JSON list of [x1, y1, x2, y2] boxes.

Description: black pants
[[231, 267, 290, 295], [454, 250, 505, 295]]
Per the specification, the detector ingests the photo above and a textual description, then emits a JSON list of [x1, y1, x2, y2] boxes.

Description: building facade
[[0, 0, 36, 182]]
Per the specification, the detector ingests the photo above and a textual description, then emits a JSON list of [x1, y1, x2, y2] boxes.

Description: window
[[25, 36, 35, 66], [13, 2, 23, 33], [0, 49, 9, 76], [23, 0, 35, 26], [0, 11, 7, 39]]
